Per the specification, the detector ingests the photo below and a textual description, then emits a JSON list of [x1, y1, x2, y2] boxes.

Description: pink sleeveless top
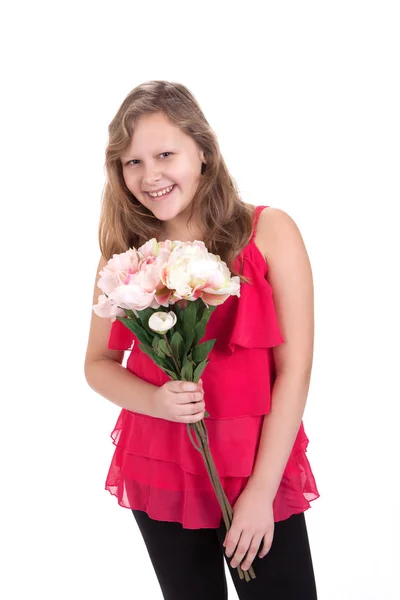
[[105, 205, 320, 528]]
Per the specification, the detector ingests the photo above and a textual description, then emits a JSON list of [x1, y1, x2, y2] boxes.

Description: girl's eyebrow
[[121, 146, 176, 161], [121, 136, 180, 160], [119, 151, 177, 163]]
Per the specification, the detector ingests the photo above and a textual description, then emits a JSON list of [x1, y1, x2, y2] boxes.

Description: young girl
[[85, 80, 320, 599]]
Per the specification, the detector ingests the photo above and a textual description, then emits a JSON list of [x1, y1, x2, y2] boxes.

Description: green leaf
[[119, 318, 152, 345], [194, 305, 217, 344], [152, 335, 167, 358], [158, 338, 171, 356], [182, 300, 197, 341], [162, 354, 178, 372], [164, 368, 179, 380], [180, 359, 193, 381], [192, 339, 216, 363], [139, 344, 170, 370], [194, 321, 206, 345], [137, 307, 157, 335], [183, 328, 195, 356], [170, 331, 185, 365], [204, 410, 210, 418], [123, 309, 137, 320], [168, 307, 182, 337], [193, 358, 209, 381]]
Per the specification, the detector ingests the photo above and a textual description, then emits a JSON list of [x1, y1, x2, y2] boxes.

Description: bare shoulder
[[255, 205, 312, 287], [254, 206, 306, 261], [255, 206, 314, 374]]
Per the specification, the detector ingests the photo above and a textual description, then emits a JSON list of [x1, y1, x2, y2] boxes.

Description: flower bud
[[148, 311, 177, 335]]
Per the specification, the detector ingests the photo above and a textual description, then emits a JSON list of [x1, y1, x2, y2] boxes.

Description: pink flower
[[97, 248, 140, 295], [92, 294, 126, 320]]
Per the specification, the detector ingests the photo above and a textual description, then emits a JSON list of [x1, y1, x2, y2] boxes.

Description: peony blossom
[[162, 241, 241, 306], [97, 248, 140, 295], [92, 294, 126, 321], [93, 237, 240, 316]]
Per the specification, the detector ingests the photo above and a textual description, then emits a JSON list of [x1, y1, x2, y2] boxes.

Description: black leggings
[[132, 509, 318, 600]]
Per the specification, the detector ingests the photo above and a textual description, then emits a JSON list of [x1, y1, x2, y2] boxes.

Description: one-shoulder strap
[[251, 205, 269, 239]]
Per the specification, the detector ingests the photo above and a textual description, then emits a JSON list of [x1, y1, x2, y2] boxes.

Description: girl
[[85, 80, 320, 599]]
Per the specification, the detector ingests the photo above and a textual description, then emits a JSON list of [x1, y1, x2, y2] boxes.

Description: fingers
[[167, 379, 203, 393], [177, 385, 205, 423], [258, 530, 274, 559], [224, 527, 272, 571], [241, 535, 263, 571], [230, 531, 252, 569], [179, 391, 204, 405], [165, 379, 205, 423], [226, 529, 253, 570], [177, 407, 205, 423], [181, 396, 205, 420]]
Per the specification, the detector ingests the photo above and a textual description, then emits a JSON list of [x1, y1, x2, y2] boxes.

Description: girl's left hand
[[223, 484, 275, 571]]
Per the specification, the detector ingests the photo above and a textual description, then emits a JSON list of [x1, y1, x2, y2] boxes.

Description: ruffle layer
[[122, 343, 279, 419], [201, 240, 285, 356], [105, 417, 319, 529], [106, 409, 265, 478]]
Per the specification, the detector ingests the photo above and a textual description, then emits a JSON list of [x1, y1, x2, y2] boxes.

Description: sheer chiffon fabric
[[104, 206, 320, 528]]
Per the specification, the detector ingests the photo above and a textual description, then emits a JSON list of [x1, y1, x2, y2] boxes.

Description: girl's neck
[[158, 223, 205, 243]]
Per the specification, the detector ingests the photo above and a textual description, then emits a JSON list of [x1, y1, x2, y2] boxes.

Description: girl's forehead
[[121, 121, 187, 158], [132, 112, 179, 137]]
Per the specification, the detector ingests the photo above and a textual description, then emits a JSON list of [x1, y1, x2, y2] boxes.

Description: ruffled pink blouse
[[105, 205, 320, 529]]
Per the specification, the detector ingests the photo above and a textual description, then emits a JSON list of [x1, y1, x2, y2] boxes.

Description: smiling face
[[120, 111, 206, 239]]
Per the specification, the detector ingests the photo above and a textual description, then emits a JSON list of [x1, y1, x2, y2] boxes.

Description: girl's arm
[[84, 255, 157, 415], [247, 207, 314, 499], [85, 357, 158, 415]]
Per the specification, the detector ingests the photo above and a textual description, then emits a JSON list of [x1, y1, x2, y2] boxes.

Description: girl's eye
[[125, 152, 172, 166]]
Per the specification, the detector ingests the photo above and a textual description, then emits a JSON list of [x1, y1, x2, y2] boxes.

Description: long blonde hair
[[99, 80, 255, 283]]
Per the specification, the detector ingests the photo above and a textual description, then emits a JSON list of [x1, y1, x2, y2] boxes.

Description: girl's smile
[[145, 183, 177, 200]]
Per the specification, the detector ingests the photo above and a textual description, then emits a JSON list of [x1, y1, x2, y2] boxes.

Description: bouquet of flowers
[[93, 238, 256, 581]]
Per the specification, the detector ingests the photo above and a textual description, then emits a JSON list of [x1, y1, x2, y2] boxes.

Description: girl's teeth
[[148, 185, 175, 198]]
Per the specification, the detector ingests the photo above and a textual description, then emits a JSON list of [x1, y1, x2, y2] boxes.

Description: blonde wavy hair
[[99, 80, 255, 284]]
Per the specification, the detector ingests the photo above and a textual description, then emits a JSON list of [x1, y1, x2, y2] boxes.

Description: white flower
[[148, 311, 177, 335], [163, 241, 241, 306]]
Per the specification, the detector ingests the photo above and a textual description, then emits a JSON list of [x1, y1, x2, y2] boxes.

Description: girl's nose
[[143, 165, 162, 185]]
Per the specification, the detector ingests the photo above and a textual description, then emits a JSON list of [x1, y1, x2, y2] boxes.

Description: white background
[[1, 1, 399, 599]]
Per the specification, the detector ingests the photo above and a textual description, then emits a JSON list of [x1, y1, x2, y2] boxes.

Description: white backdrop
[[1, 1, 399, 599]]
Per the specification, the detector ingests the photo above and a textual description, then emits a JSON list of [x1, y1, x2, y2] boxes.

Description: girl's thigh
[[215, 511, 318, 600], [132, 509, 228, 600]]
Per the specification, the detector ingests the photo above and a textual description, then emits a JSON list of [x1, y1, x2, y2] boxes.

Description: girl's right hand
[[150, 379, 205, 423]]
